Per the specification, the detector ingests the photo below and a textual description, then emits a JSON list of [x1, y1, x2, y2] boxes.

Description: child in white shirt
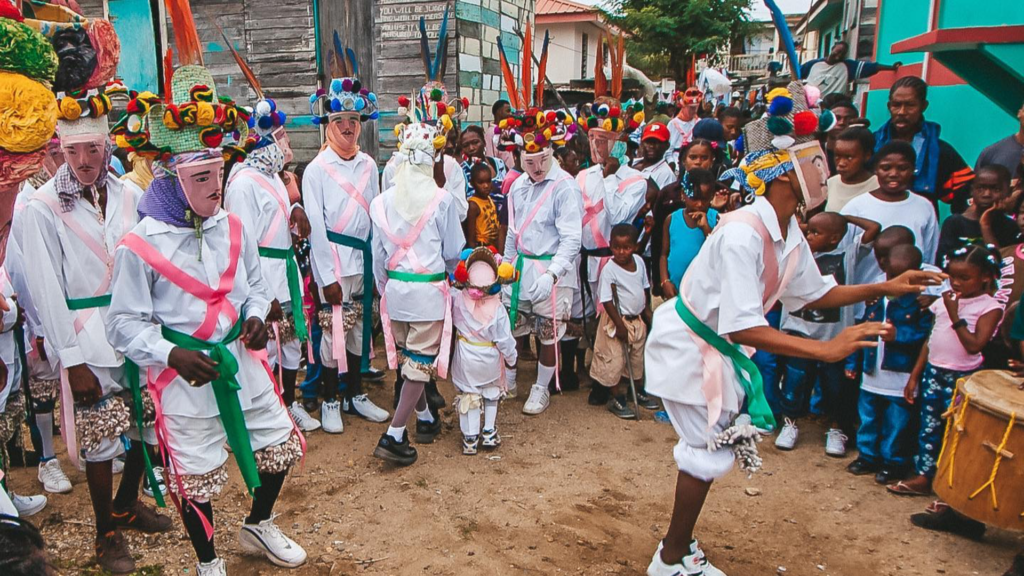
[[450, 248, 518, 454], [590, 224, 653, 419]]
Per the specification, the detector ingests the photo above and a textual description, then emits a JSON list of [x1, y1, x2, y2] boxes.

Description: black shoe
[[588, 385, 611, 406], [363, 368, 385, 382], [846, 458, 880, 476], [875, 467, 907, 485], [415, 410, 442, 444], [373, 431, 418, 466], [634, 390, 661, 410], [607, 396, 636, 420], [392, 372, 404, 410], [910, 508, 986, 541], [1003, 553, 1024, 576], [425, 379, 446, 411], [301, 398, 320, 414]]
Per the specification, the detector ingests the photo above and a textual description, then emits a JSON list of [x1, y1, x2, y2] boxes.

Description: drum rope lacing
[[968, 411, 1016, 510], [938, 381, 971, 490]]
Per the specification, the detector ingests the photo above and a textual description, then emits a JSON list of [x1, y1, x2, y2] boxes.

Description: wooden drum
[[935, 370, 1024, 530]]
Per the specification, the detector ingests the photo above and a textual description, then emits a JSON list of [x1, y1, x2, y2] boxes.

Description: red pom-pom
[[436, 102, 446, 115], [793, 111, 818, 136], [487, 245, 498, 254], [545, 111, 557, 122], [0, 2, 24, 21], [397, 95, 410, 107], [609, 107, 621, 118], [461, 97, 470, 108], [454, 261, 469, 283]]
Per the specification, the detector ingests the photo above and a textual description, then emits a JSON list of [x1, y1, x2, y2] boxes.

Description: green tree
[[605, 0, 755, 82]]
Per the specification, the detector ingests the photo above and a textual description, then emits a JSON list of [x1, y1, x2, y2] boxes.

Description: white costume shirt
[[502, 164, 584, 292], [224, 165, 295, 303], [0, 266, 20, 410], [633, 157, 677, 190], [302, 149, 379, 289], [579, 164, 648, 283], [646, 197, 836, 410], [22, 175, 142, 368], [106, 211, 273, 418], [382, 153, 467, 222], [451, 290, 518, 391], [370, 187, 465, 323], [667, 116, 697, 165], [10, 184, 59, 378]]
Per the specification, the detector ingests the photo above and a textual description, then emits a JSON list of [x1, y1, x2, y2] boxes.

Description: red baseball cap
[[642, 123, 670, 142]]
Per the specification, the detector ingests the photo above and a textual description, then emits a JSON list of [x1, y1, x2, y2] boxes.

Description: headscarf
[[393, 124, 440, 223], [720, 148, 794, 203], [243, 141, 285, 176], [326, 120, 360, 160], [121, 151, 154, 190], [53, 141, 112, 213], [137, 149, 220, 228]]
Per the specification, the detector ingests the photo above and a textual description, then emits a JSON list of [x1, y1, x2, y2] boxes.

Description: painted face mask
[[788, 141, 830, 211], [588, 128, 616, 164], [272, 127, 294, 164], [61, 134, 107, 186], [175, 157, 225, 218], [326, 114, 362, 157], [522, 148, 554, 183]]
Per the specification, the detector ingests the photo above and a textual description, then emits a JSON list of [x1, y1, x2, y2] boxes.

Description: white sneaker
[[239, 517, 308, 568], [289, 401, 322, 432], [143, 466, 167, 498], [522, 385, 550, 415], [774, 417, 799, 451], [647, 540, 727, 576], [825, 428, 848, 457], [344, 394, 390, 423], [38, 459, 72, 494], [11, 492, 47, 517], [320, 400, 344, 434], [196, 558, 227, 576]]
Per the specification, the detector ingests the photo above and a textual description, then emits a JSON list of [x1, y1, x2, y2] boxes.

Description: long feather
[[164, 0, 203, 66], [497, 37, 520, 110], [346, 47, 358, 77], [163, 47, 174, 102], [332, 31, 349, 77], [612, 33, 624, 99], [418, 16, 432, 81], [594, 35, 606, 98], [521, 23, 532, 107], [431, 6, 448, 81], [535, 31, 549, 108], [207, 13, 262, 99], [438, 35, 450, 81]]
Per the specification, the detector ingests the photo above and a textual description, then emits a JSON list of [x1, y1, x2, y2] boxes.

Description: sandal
[[886, 480, 931, 496], [925, 499, 950, 514]]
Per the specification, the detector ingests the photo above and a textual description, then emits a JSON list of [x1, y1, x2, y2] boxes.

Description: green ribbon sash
[[160, 321, 261, 495], [66, 294, 112, 310], [674, 297, 776, 432], [257, 246, 309, 344], [508, 253, 554, 328], [124, 359, 166, 507], [325, 231, 375, 372], [385, 270, 446, 283]]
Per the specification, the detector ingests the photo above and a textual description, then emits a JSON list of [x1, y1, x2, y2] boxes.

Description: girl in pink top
[[892, 243, 1004, 496]]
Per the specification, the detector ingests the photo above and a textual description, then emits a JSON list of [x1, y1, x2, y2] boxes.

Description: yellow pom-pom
[[446, 105, 456, 116], [441, 114, 453, 132], [535, 111, 545, 126], [432, 134, 447, 149], [543, 128, 553, 139], [602, 118, 612, 132], [115, 134, 128, 148], [196, 101, 215, 127], [497, 262, 515, 281], [766, 87, 791, 104], [163, 109, 181, 130], [499, 118, 509, 129], [746, 173, 765, 195], [394, 124, 404, 137], [563, 115, 573, 126], [0, 72, 57, 153], [58, 96, 82, 120], [634, 111, 645, 124]]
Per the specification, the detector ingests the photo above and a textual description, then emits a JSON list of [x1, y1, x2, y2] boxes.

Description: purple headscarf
[[137, 150, 220, 228]]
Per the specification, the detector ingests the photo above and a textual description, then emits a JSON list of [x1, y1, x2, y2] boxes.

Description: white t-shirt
[[824, 174, 879, 213], [598, 255, 650, 316], [840, 191, 939, 285], [781, 227, 869, 341], [862, 311, 912, 398]]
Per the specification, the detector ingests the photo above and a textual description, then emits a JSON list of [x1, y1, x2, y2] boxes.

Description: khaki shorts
[[391, 320, 444, 382], [589, 314, 646, 387]]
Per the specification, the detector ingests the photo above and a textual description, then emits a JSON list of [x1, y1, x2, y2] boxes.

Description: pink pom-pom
[[804, 85, 821, 108]]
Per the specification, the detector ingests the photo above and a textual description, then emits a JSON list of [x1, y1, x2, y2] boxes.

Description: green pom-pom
[[633, 102, 644, 111], [430, 88, 443, 101], [0, 18, 59, 82], [766, 116, 793, 136]]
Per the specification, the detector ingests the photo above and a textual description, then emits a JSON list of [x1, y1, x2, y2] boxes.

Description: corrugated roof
[[536, 0, 595, 16]]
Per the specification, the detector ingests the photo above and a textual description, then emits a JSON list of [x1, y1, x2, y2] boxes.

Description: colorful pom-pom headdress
[[308, 32, 379, 125], [496, 23, 575, 153], [577, 33, 644, 135], [451, 246, 518, 295]]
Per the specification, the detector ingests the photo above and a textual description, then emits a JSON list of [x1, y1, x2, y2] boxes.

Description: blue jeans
[[300, 318, 324, 401], [755, 307, 784, 417], [856, 389, 914, 468], [779, 356, 848, 424]]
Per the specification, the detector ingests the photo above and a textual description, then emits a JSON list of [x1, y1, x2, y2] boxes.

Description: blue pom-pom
[[267, 99, 277, 112], [768, 96, 793, 116], [354, 98, 365, 111], [735, 134, 745, 156], [247, 117, 255, 129], [257, 115, 274, 130], [369, 111, 379, 120], [597, 104, 610, 117], [459, 248, 473, 261], [278, 111, 287, 125], [488, 284, 501, 295], [309, 94, 318, 104], [330, 79, 343, 93], [312, 116, 322, 125], [367, 92, 377, 103], [331, 98, 342, 112]]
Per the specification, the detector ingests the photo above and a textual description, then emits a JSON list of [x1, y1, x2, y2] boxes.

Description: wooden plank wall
[[318, 0, 378, 158]]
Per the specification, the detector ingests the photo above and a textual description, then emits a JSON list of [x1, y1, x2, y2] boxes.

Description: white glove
[[530, 271, 556, 302]]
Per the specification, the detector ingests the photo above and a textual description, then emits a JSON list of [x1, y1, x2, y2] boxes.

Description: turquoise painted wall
[[107, 0, 160, 94], [865, 0, 1020, 168]]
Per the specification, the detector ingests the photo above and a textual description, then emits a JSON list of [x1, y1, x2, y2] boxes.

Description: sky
[[572, 0, 812, 20]]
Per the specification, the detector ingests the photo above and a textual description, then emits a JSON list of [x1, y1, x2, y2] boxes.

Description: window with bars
[[581, 33, 589, 79]]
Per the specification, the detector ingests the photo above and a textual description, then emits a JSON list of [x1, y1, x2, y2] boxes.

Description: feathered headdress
[[396, 8, 468, 129], [496, 23, 574, 152], [579, 33, 644, 135], [308, 31, 379, 124]]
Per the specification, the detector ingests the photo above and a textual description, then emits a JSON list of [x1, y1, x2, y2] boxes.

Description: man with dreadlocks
[[643, 83, 944, 576], [106, 51, 307, 576]]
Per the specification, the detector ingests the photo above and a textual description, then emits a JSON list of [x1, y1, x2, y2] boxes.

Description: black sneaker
[[846, 458, 880, 476], [362, 368, 386, 382], [875, 467, 907, 485], [910, 508, 986, 541], [425, 379, 446, 411], [634, 390, 661, 410], [588, 385, 611, 406], [373, 431, 418, 466], [607, 396, 636, 420], [415, 411, 442, 444]]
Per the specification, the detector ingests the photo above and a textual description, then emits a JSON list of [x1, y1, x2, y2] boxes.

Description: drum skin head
[[962, 370, 1024, 417]]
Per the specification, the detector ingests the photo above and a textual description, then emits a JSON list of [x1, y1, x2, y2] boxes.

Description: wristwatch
[[952, 319, 968, 330]]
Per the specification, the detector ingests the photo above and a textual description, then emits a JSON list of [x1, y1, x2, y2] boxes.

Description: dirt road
[[8, 365, 1020, 575]]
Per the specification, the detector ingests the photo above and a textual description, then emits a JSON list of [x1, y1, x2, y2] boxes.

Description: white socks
[[483, 400, 498, 431], [535, 363, 555, 390], [415, 407, 434, 423], [459, 408, 481, 437], [386, 426, 405, 442], [35, 412, 55, 460], [505, 367, 517, 390]]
